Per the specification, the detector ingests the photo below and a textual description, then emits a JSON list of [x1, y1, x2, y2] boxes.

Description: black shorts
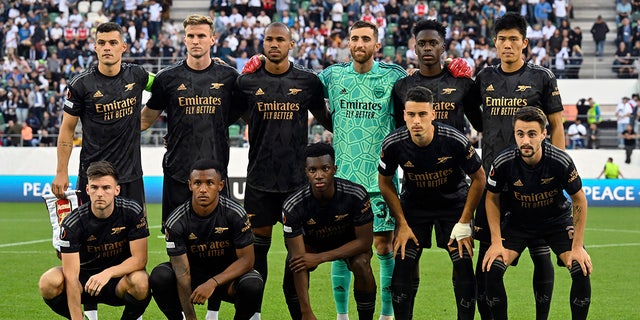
[[404, 212, 459, 250], [243, 184, 291, 228], [162, 174, 230, 227], [79, 271, 126, 307], [502, 216, 576, 267], [77, 176, 145, 207]]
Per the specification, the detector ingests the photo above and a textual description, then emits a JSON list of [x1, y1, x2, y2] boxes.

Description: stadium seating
[[90, 1, 103, 13], [228, 124, 243, 147], [77, 1, 91, 14]]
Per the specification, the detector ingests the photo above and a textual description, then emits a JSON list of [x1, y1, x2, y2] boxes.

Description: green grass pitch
[[0, 203, 638, 319]]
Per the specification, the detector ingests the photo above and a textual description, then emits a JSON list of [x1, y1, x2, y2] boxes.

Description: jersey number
[[375, 201, 388, 219]]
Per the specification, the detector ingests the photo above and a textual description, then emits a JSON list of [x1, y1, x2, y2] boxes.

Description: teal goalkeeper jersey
[[319, 61, 407, 192]]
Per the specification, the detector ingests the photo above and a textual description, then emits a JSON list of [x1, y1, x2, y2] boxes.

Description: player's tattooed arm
[[170, 254, 197, 318]]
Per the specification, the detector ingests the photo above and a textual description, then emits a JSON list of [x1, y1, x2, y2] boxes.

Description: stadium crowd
[[0, 0, 628, 148]]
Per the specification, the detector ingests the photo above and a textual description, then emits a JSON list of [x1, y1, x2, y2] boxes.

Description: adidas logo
[[177, 83, 187, 91], [340, 88, 348, 94], [93, 91, 103, 98], [255, 88, 264, 95], [486, 84, 494, 91], [513, 179, 523, 186], [307, 218, 316, 225], [87, 235, 96, 241], [188, 233, 197, 240], [404, 161, 414, 167]]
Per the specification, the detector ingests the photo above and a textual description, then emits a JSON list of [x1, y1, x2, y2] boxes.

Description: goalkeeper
[[378, 86, 486, 320]]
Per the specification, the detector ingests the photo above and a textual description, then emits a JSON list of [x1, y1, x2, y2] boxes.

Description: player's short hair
[[87, 160, 119, 183], [265, 22, 293, 40], [96, 22, 124, 38], [183, 14, 215, 34], [350, 20, 379, 40], [190, 159, 225, 179], [514, 106, 548, 130], [304, 143, 335, 162], [412, 19, 446, 41], [405, 86, 434, 105], [493, 12, 527, 40]]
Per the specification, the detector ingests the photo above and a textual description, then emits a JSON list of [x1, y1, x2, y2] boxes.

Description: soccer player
[[149, 159, 263, 320], [141, 14, 244, 233], [39, 160, 151, 320], [235, 22, 331, 319], [482, 106, 592, 320], [50, 22, 152, 319], [318, 20, 407, 320], [51, 22, 153, 208], [282, 143, 376, 320], [470, 13, 566, 319], [392, 19, 482, 133], [379, 86, 485, 320]]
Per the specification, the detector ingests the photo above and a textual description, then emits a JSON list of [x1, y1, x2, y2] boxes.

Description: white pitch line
[[586, 228, 640, 234], [0, 239, 50, 248], [586, 243, 640, 248]]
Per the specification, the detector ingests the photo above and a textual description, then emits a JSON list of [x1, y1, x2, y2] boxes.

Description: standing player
[[236, 22, 331, 319], [50, 22, 152, 320], [392, 19, 482, 133], [141, 14, 244, 233], [282, 143, 377, 320], [52, 22, 152, 208], [318, 20, 407, 320], [149, 159, 263, 320], [39, 161, 151, 320], [482, 106, 592, 319], [470, 13, 566, 319], [379, 87, 485, 320]]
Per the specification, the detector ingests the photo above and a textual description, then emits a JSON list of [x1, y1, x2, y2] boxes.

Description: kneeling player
[[482, 107, 592, 320], [149, 159, 263, 320], [282, 143, 377, 320], [378, 86, 486, 320], [38, 160, 151, 320]]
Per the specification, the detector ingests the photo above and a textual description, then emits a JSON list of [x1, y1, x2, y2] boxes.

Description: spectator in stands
[[21, 120, 38, 146], [567, 118, 587, 149], [569, 26, 582, 49], [553, 0, 568, 26], [622, 124, 637, 163], [616, 96, 634, 148], [613, 41, 634, 78], [617, 0, 632, 26], [617, 17, 633, 47], [4, 120, 21, 146], [534, 0, 551, 25], [591, 15, 609, 58]]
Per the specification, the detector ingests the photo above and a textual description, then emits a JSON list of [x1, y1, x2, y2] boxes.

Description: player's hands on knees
[[567, 247, 593, 276], [85, 271, 112, 296], [51, 174, 70, 199], [448, 222, 474, 258], [190, 279, 217, 305], [241, 54, 265, 74], [445, 57, 473, 78], [482, 243, 507, 272], [393, 223, 419, 260], [289, 253, 321, 272]]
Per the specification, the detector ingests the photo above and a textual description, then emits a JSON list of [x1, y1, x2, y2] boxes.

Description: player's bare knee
[[39, 267, 64, 298], [122, 271, 150, 298], [373, 233, 393, 255]]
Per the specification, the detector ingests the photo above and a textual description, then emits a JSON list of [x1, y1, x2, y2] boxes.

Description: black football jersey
[[236, 62, 326, 192], [282, 178, 373, 252], [379, 123, 482, 217], [59, 197, 149, 273], [472, 62, 563, 172], [392, 69, 482, 132], [486, 141, 582, 229], [164, 196, 253, 277], [64, 63, 149, 182], [146, 60, 243, 182]]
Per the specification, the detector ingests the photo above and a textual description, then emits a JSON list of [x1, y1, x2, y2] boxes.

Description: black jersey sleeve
[[560, 152, 583, 195], [352, 185, 374, 227], [486, 150, 511, 194], [165, 208, 189, 257], [123, 199, 149, 241], [59, 208, 84, 253], [378, 128, 403, 176], [392, 79, 407, 128], [225, 198, 254, 249]]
